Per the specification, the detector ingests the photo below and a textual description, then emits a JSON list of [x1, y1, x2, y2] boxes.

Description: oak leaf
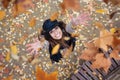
[[91, 53, 111, 73]]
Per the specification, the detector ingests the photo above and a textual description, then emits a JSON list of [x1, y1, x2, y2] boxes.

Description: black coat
[[49, 37, 76, 63]]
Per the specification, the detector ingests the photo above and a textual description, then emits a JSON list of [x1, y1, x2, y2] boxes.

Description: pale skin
[[26, 26, 63, 55], [26, 14, 91, 55]]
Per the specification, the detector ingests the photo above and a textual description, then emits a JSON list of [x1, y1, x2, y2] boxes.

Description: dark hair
[[40, 21, 71, 47]]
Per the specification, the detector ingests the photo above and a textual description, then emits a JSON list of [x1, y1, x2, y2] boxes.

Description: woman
[[26, 19, 76, 63]]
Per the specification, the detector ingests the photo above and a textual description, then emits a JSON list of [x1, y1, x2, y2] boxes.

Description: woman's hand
[[26, 37, 44, 55], [70, 12, 91, 26]]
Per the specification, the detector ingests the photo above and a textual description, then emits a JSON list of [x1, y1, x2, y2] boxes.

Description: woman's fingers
[[26, 46, 33, 51], [26, 43, 32, 47]]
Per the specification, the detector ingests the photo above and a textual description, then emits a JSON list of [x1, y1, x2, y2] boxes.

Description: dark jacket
[[49, 37, 76, 63]]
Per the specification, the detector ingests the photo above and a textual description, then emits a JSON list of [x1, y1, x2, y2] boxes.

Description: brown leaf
[[63, 45, 73, 58], [59, 0, 80, 14], [0, 10, 6, 20], [3, 75, 13, 80], [91, 54, 111, 73], [29, 18, 36, 27], [0, 38, 4, 43], [12, 0, 34, 17], [79, 42, 99, 61], [2, 0, 11, 8], [94, 22, 105, 30], [110, 50, 120, 60], [50, 12, 59, 21], [36, 66, 58, 80], [94, 29, 113, 51]]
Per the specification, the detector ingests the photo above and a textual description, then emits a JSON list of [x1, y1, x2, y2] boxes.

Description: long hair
[[41, 21, 71, 48]]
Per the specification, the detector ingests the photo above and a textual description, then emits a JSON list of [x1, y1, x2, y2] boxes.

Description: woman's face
[[49, 26, 63, 40]]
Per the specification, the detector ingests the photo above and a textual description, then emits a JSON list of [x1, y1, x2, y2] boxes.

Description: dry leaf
[[71, 33, 79, 37], [10, 43, 18, 54], [0, 38, 4, 43], [91, 53, 111, 73], [0, 10, 6, 20], [103, 0, 109, 4], [52, 44, 60, 55], [64, 36, 70, 41], [36, 66, 58, 80], [59, 0, 80, 14], [42, 0, 49, 3], [50, 12, 59, 21], [79, 42, 99, 61], [63, 45, 73, 58], [110, 10, 120, 19], [103, 0, 120, 5], [1, 0, 11, 8], [110, 28, 116, 34], [29, 18, 36, 27], [95, 9, 107, 14], [94, 29, 113, 51], [5, 52, 10, 62], [94, 22, 105, 30], [18, 34, 28, 44], [110, 50, 120, 60], [12, 0, 34, 17], [3, 75, 13, 80]]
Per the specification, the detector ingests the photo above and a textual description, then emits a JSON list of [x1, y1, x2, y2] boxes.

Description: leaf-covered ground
[[0, 0, 120, 80]]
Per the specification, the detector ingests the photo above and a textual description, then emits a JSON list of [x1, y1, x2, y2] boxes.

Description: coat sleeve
[[65, 22, 75, 34]]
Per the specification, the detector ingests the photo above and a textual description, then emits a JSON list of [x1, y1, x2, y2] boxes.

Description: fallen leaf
[[71, 33, 80, 37], [59, 0, 80, 14], [12, 0, 34, 17], [64, 36, 70, 41], [110, 10, 120, 19], [91, 53, 111, 73], [0, 10, 6, 20], [110, 50, 120, 60], [79, 42, 99, 61], [42, 0, 49, 3], [63, 45, 73, 58], [5, 52, 10, 62], [3, 75, 13, 80], [95, 9, 107, 14], [10, 43, 18, 54], [50, 12, 59, 21], [36, 66, 58, 80], [110, 28, 116, 34], [52, 44, 60, 55], [1, 0, 11, 8], [19, 34, 28, 44], [94, 22, 105, 30], [103, 0, 109, 4], [29, 18, 36, 27], [94, 29, 113, 51]]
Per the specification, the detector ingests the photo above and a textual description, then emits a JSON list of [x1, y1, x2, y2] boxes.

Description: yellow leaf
[[110, 28, 116, 34], [50, 12, 59, 21], [64, 36, 70, 40], [96, 9, 107, 14], [5, 52, 10, 62], [29, 18, 36, 27], [52, 44, 60, 55], [10, 44, 18, 54], [0, 10, 6, 20]]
